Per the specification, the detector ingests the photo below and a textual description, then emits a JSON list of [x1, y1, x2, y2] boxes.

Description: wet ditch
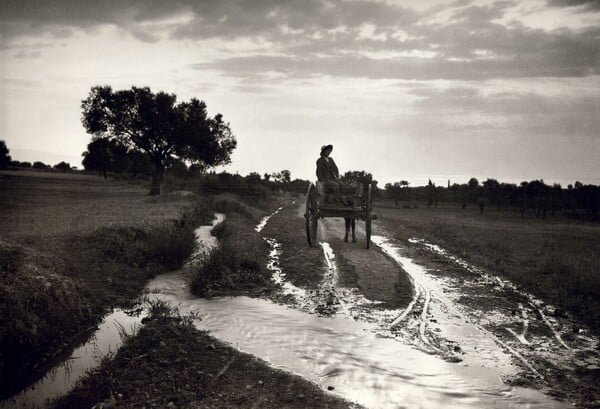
[[2, 206, 585, 408]]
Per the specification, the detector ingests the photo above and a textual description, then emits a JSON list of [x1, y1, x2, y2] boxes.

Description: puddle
[[405, 237, 600, 361], [2, 210, 574, 409]]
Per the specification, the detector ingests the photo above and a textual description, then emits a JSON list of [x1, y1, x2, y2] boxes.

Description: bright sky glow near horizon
[[1, 0, 599, 187]]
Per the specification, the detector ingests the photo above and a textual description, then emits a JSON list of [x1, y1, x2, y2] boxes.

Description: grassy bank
[[188, 194, 282, 298], [0, 171, 212, 398], [51, 304, 356, 409], [377, 203, 600, 333], [260, 203, 326, 288]]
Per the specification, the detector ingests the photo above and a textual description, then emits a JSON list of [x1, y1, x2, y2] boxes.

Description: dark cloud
[[195, 46, 598, 81], [1, 0, 599, 80], [546, 0, 600, 11]]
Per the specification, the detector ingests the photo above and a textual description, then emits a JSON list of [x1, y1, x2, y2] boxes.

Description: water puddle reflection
[[2, 210, 572, 409]]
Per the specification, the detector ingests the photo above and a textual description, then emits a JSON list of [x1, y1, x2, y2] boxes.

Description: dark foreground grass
[[51, 304, 356, 409], [0, 171, 213, 398], [0, 215, 205, 398], [377, 203, 600, 333]]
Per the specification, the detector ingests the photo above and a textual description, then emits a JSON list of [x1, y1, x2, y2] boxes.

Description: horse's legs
[[344, 218, 350, 242], [343, 218, 356, 243]]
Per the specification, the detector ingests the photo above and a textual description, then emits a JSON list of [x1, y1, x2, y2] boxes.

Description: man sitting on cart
[[316, 144, 351, 206]]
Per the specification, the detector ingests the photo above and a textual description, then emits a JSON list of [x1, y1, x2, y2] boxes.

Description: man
[[316, 144, 348, 206], [316, 144, 338, 183]]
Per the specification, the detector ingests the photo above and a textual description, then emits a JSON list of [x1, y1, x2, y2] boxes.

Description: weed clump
[[189, 214, 274, 297], [212, 194, 257, 220]]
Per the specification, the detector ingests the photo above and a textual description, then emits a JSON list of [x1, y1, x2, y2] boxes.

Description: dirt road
[[259, 201, 600, 408]]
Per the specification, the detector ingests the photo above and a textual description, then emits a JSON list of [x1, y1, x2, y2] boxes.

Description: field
[[4, 172, 600, 408], [0, 170, 203, 398], [1, 170, 354, 409], [376, 200, 600, 333], [0, 170, 194, 241]]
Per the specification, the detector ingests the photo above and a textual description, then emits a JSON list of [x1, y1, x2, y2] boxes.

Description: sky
[[1, 0, 599, 187]]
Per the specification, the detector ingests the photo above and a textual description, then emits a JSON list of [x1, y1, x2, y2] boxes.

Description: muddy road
[[260, 201, 600, 408], [6, 200, 600, 408]]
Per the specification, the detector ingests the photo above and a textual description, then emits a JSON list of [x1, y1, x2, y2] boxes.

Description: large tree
[[0, 140, 11, 169], [82, 138, 111, 178], [81, 86, 236, 195]]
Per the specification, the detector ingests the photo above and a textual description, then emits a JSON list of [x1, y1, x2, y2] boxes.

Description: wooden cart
[[305, 181, 377, 249]]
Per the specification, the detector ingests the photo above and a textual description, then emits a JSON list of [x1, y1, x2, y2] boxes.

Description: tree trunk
[[149, 165, 164, 196]]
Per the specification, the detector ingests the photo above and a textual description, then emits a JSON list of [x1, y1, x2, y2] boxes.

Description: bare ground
[[260, 200, 600, 407]]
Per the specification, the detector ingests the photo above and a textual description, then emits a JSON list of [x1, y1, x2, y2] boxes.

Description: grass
[[50, 305, 355, 409], [0, 170, 211, 398], [377, 201, 600, 333], [260, 203, 329, 288], [0, 170, 195, 241], [188, 194, 278, 298]]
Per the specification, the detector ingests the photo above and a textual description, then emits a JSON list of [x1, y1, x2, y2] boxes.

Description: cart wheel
[[305, 183, 319, 247], [365, 184, 372, 249]]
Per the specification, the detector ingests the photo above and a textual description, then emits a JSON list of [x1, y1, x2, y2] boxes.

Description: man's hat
[[320, 144, 333, 154]]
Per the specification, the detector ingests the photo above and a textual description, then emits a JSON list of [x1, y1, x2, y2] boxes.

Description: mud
[[6, 201, 598, 408], [370, 223, 600, 407]]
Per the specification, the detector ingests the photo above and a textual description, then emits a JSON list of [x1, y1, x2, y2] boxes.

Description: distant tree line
[[199, 170, 310, 200], [384, 177, 600, 220], [0, 140, 75, 171]]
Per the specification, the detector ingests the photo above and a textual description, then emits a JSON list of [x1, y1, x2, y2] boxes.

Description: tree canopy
[[81, 85, 236, 194], [0, 140, 11, 169]]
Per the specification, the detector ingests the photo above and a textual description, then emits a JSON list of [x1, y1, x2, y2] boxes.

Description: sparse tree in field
[[53, 161, 72, 171], [246, 172, 262, 184], [82, 138, 111, 178], [32, 161, 49, 170], [0, 140, 11, 169], [426, 179, 436, 208], [340, 170, 372, 186], [81, 85, 236, 195], [280, 169, 291, 191], [482, 178, 501, 210], [385, 183, 401, 207]]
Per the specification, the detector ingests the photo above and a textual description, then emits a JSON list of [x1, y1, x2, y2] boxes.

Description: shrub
[[146, 225, 196, 270], [212, 194, 257, 220]]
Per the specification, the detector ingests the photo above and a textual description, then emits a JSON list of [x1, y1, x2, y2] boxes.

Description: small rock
[[297, 394, 305, 399], [160, 341, 167, 347], [246, 385, 252, 390], [453, 345, 462, 352], [117, 393, 123, 399], [327, 386, 335, 391], [167, 402, 175, 408], [257, 380, 264, 386]]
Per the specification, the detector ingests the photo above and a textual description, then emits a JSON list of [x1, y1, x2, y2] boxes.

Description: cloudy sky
[[1, 0, 599, 186]]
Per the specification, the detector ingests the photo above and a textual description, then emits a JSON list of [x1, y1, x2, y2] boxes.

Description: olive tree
[[81, 85, 236, 195]]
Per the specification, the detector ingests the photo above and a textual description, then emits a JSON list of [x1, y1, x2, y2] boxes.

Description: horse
[[344, 217, 356, 243], [318, 181, 358, 244]]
